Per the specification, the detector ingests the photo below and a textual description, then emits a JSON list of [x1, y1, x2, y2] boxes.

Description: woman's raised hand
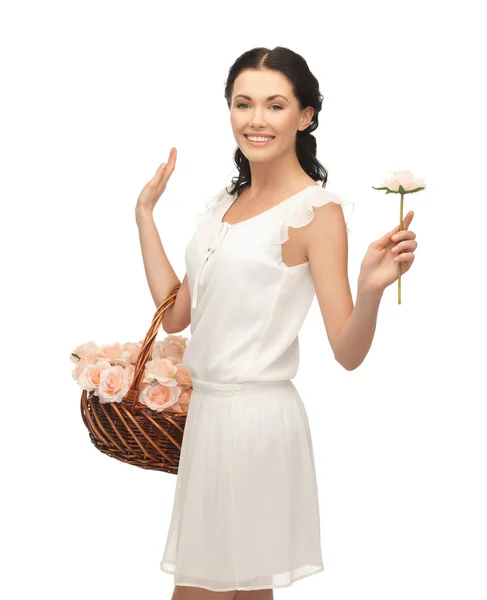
[[135, 147, 177, 215]]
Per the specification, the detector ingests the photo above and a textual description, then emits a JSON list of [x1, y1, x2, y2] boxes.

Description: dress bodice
[[181, 184, 354, 383]]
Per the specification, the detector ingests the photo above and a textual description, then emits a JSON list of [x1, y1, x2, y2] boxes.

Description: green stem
[[398, 193, 404, 304]]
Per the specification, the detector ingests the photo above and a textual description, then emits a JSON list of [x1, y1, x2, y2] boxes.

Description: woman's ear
[[299, 106, 314, 131]]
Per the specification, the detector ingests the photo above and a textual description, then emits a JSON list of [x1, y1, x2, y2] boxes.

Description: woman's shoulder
[[274, 183, 356, 244], [195, 186, 230, 227]]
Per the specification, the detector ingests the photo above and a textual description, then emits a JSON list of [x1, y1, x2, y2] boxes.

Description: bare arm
[[135, 148, 190, 334], [306, 200, 384, 371], [306, 201, 354, 361], [135, 208, 180, 307], [332, 285, 383, 371]]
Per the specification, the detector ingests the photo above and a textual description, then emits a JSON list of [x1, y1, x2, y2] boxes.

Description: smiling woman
[[157, 46, 355, 600], [225, 55, 327, 201]]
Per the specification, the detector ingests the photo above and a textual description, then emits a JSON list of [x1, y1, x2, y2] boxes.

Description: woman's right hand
[[135, 147, 177, 215]]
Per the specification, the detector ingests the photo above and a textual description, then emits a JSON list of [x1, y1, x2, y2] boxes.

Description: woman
[[135, 46, 418, 600]]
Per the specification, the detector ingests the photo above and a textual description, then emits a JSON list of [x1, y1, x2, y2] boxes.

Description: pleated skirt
[[159, 378, 324, 592]]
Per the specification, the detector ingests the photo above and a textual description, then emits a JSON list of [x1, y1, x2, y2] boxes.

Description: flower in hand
[[359, 210, 418, 294], [369, 169, 425, 303]]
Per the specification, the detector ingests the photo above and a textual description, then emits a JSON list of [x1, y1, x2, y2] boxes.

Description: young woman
[[135, 46, 418, 600]]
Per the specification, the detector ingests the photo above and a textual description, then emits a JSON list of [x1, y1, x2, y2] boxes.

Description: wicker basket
[[80, 284, 188, 474]]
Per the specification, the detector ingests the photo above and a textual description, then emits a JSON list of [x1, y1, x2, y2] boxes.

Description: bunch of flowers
[[70, 335, 192, 414]]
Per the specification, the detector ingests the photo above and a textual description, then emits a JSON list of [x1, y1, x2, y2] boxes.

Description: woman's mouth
[[244, 135, 275, 147]]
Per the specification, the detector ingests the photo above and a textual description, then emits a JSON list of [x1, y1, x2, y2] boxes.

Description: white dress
[[160, 183, 354, 592]]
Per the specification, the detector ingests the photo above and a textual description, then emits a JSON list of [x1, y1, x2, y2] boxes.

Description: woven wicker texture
[[80, 284, 188, 473]]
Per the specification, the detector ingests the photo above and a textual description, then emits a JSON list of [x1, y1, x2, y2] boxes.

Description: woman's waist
[[191, 378, 291, 393]]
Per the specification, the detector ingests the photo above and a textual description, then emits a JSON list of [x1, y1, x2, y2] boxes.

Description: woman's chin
[[242, 154, 273, 163]]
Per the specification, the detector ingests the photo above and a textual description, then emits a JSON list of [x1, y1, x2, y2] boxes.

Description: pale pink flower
[[179, 389, 191, 407], [98, 342, 123, 361], [72, 357, 93, 381], [121, 342, 143, 365], [151, 340, 165, 361], [78, 359, 112, 391], [374, 170, 425, 193], [98, 365, 131, 403], [125, 364, 136, 387], [165, 388, 192, 413], [139, 383, 181, 412], [143, 357, 179, 387], [179, 388, 193, 404], [152, 335, 188, 362], [170, 388, 192, 413], [70, 341, 99, 364], [173, 362, 192, 388], [115, 357, 134, 368]]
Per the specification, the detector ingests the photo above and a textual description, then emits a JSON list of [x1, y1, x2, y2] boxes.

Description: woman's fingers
[[158, 147, 177, 189], [391, 239, 418, 253], [394, 252, 416, 264], [153, 162, 167, 180]]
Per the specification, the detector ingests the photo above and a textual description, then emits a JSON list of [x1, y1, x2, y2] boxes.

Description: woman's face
[[229, 69, 314, 163]]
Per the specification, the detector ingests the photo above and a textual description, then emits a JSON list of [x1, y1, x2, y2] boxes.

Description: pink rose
[[72, 357, 93, 382], [98, 365, 131, 403], [152, 335, 188, 362], [70, 341, 99, 364], [78, 359, 112, 391], [143, 357, 179, 386], [98, 342, 123, 361], [139, 383, 181, 412], [179, 388, 193, 404], [165, 388, 192, 413], [125, 364, 135, 387], [173, 362, 192, 388], [171, 388, 192, 413], [379, 170, 425, 193], [121, 342, 143, 365], [179, 389, 191, 407]]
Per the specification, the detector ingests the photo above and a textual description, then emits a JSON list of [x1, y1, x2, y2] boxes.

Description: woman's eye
[[236, 103, 282, 111]]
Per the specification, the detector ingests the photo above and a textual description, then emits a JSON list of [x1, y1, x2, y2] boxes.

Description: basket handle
[[123, 284, 181, 407]]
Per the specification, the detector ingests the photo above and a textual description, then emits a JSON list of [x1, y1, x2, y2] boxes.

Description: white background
[[1, 0, 486, 599]]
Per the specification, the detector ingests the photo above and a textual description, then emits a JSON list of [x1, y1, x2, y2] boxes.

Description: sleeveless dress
[[159, 183, 354, 592]]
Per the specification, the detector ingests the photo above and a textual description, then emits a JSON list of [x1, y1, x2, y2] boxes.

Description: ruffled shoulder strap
[[195, 187, 229, 228], [276, 185, 355, 245]]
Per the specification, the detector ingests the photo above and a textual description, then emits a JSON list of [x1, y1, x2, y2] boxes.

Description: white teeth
[[246, 136, 273, 142]]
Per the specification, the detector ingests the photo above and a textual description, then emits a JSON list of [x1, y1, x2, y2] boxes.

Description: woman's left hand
[[358, 210, 418, 293]]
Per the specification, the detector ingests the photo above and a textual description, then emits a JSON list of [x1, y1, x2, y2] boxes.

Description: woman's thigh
[[171, 585, 237, 600]]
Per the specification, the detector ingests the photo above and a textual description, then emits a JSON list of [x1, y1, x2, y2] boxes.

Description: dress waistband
[[191, 378, 290, 392]]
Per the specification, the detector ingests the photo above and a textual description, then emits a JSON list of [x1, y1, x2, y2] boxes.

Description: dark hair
[[224, 46, 328, 198]]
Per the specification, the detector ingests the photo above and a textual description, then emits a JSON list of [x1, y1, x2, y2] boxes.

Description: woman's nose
[[249, 111, 267, 126]]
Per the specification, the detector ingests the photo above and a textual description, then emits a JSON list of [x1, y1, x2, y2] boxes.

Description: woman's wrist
[[135, 205, 154, 225]]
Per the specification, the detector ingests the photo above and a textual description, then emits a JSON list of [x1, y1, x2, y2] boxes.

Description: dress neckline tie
[[192, 221, 232, 309]]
